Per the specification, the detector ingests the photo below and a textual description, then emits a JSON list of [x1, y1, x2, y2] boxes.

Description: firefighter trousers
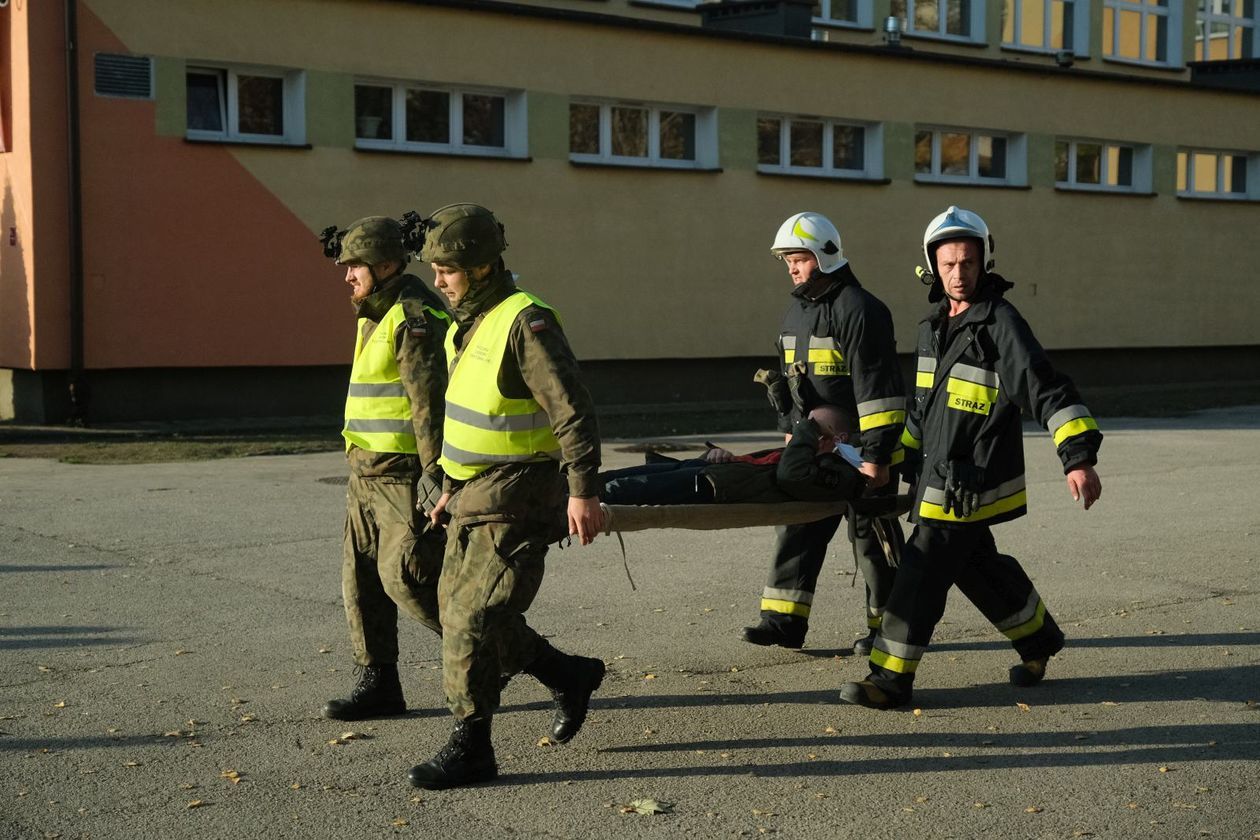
[[759, 507, 903, 636], [868, 523, 1065, 700]]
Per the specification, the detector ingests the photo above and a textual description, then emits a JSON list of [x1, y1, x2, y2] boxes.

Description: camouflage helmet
[[418, 203, 506, 269], [335, 216, 407, 266]]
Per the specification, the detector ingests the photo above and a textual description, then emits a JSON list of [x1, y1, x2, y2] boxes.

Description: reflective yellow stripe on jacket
[[1048, 404, 1100, 446], [439, 291, 561, 481], [343, 302, 417, 454], [918, 475, 1027, 524]]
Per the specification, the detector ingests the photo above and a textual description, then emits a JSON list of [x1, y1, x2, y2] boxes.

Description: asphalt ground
[[1, 407, 1257, 840]]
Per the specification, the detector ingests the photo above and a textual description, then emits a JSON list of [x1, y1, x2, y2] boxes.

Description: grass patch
[[0, 433, 341, 465]]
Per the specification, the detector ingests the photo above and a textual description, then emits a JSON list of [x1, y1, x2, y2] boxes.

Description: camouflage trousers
[[439, 518, 550, 720], [342, 475, 443, 666]]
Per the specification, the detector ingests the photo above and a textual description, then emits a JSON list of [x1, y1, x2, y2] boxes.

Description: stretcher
[[593, 495, 911, 590], [599, 494, 911, 534]]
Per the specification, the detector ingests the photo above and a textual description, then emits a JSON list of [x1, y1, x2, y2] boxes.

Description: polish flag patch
[[528, 317, 548, 333]]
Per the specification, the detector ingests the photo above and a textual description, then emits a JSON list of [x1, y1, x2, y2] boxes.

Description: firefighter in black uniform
[[840, 206, 1103, 710], [742, 212, 906, 654]]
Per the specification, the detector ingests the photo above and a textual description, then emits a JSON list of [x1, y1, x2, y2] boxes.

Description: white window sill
[[1000, 44, 1089, 58], [569, 157, 720, 173], [185, 135, 309, 149], [914, 175, 1029, 189], [354, 141, 524, 161], [1101, 55, 1183, 71], [902, 31, 987, 47], [811, 19, 874, 31], [1054, 184, 1153, 196], [1176, 192, 1258, 202], [758, 165, 888, 183]]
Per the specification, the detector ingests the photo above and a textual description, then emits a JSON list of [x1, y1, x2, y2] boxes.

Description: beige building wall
[[85, 0, 1260, 363]]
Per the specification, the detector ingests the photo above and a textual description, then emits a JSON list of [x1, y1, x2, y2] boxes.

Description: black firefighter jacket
[[777, 264, 906, 467], [904, 281, 1102, 529]]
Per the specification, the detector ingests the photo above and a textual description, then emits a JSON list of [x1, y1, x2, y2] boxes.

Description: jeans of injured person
[[601, 460, 716, 505]]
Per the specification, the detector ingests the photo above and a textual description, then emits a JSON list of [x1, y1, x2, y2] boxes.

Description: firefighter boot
[[1009, 657, 1049, 687], [852, 627, 879, 657], [322, 664, 406, 720], [407, 717, 497, 790], [839, 679, 909, 710], [741, 616, 806, 649], [526, 647, 606, 744]]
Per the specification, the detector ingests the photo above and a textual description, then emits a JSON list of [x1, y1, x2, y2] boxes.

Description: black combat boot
[[741, 616, 806, 649], [408, 717, 497, 790], [525, 647, 606, 744], [322, 664, 406, 720], [1009, 657, 1049, 687], [838, 679, 909, 710], [852, 627, 879, 657]]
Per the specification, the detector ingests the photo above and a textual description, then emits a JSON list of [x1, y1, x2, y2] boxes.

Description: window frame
[[756, 113, 884, 180], [568, 100, 718, 170], [1001, 0, 1092, 55], [1195, 0, 1259, 60], [811, 0, 876, 31], [1176, 147, 1258, 199], [352, 79, 527, 158], [185, 63, 306, 145], [1054, 138, 1152, 193], [914, 126, 1027, 186], [1102, 0, 1184, 67], [892, 0, 988, 43]]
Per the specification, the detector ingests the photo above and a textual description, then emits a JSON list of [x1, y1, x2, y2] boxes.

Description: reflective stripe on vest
[[343, 302, 420, 454], [439, 291, 561, 481]]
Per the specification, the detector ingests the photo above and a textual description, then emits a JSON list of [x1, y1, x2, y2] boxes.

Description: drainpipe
[[64, 0, 86, 423]]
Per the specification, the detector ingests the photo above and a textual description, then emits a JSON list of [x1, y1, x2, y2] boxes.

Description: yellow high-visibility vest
[[439, 291, 561, 480], [342, 302, 424, 454]]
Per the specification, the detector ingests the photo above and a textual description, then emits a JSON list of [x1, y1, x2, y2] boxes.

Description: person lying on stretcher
[[601, 405, 865, 506]]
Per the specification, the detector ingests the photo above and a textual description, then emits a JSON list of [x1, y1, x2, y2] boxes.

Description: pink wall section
[[75, 4, 347, 369], [1, 1, 73, 371]]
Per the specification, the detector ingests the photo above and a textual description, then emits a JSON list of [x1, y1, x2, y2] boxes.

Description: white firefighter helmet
[[770, 212, 847, 274], [922, 205, 994, 275]]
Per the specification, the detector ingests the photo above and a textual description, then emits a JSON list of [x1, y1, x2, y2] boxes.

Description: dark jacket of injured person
[[603, 410, 866, 506]]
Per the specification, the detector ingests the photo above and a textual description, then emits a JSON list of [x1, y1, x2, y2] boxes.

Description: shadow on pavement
[[537, 663, 1259, 716], [507, 722, 1258, 785], [0, 734, 173, 753], [0, 624, 139, 651], [0, 563, 117, 573], [598, 721, 1259, 754]]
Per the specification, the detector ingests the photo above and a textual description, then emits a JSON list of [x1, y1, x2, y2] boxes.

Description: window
[[568, 101, 718, 169], [891, 0, 984, 39], [812, 0, 875, 29], [1001, 0, 1086, 51], [353, 81, 526, 157], [1196, 0, 1258, 59], [1055, 139, 1152, 192], [1177, 149, 1256, 198], [1103, 0, 1182, 65], [186, 65, 305, 144], [915, 127, 1026, 185], [757, 115, 883, 179]]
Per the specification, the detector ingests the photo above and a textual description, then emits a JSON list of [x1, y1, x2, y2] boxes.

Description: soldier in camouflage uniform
[[406, 204, 606, 790], [320, 216, 452, 721]]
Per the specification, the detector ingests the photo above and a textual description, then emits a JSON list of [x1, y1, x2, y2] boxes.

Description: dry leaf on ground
[[621, 798, 673, 815]]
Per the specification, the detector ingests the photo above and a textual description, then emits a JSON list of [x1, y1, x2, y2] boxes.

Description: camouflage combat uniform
[[438, 268, 601, 720], [342, 272, 450, 665]]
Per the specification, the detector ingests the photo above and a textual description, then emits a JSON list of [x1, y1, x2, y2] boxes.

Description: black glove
[[753, 368, 791, 418], [935, 460, 985, 518], [786, 360, 820, 418], [415, 470, 444, 516]]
